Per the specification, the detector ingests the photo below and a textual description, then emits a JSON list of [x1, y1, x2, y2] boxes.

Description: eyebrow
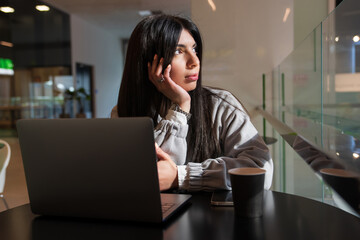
[[176, 43, 197, 48]]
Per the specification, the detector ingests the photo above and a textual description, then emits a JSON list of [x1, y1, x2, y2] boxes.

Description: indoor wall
[[70, 15, 123, 118], [191, 0, 294, 130]]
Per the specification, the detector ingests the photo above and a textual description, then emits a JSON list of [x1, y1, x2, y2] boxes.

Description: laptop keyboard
[[162, 202, 175, 214]]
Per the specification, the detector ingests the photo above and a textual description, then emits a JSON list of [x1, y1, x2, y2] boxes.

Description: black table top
[[1, 191, 360, 240]]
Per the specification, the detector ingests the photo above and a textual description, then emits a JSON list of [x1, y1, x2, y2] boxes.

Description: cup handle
[[0, 139, 11, 170]]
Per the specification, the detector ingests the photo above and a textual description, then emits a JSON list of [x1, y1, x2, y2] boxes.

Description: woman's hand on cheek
[[148, 55, 191, 112], [155, 143, 178, 191]]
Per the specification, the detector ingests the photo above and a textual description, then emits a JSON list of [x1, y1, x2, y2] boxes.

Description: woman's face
[[170, 29, 200, 92]]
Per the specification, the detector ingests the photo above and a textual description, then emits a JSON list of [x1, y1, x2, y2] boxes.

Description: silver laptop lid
[[17, 118, 164, 222]]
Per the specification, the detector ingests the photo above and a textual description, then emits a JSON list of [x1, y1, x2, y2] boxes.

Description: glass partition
[[279, 25, 323, 146], [261, 0, 360, 216]]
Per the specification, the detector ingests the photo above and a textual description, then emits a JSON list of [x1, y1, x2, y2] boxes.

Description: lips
[[185, 74, 198, 81]]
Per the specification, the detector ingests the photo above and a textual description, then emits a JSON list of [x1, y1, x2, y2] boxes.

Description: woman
[[112, 14, 273, 191]]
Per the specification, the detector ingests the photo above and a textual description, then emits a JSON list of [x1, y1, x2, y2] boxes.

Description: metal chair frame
[[0, 139, 11, 210]]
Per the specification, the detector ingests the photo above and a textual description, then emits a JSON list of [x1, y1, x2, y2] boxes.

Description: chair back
[[0, 139, 11, 194]]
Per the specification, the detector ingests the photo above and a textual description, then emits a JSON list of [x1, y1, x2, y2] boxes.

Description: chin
[[183, 82, 197, 92]]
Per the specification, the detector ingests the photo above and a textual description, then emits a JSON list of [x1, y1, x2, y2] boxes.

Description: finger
[[155, 58, 164, 77], [150, 55, 165, 84], [156, 146, 167, 158], [151, 54, 159, 75], [156, 146, 171, 161], [163, 64, 171, 81]]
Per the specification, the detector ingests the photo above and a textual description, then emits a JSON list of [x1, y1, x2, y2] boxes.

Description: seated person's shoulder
[[204, 86, 247, 113]]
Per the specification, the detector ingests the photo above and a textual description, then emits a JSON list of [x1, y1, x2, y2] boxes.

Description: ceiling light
[[36, 5, 50, 12], [353, 153, 360, 159], [0, 41, 13, 47], [138, 10, 162, 17], [208, 0, 216, 11], [283, 8, 291, 22], [138, 10, 152, 17], [353, 35, 360, 43], [0, 6, 15, 13], [335, 36, 339, 42]]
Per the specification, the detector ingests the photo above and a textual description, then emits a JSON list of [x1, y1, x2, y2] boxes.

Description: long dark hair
[[117, 14, 221, 162]]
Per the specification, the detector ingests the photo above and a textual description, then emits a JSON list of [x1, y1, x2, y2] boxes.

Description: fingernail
[[154, 54, 157, 60]]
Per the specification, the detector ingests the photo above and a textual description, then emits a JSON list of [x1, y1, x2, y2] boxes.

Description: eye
[[192, 48, 197, 54], [175, 49, 182, 55]]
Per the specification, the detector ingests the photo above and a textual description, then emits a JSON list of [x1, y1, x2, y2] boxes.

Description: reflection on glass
[[272, 122, 360, 215], [320, 168, 360, 215], [283, 134, 343, 171], [263, 0, 360, 215]]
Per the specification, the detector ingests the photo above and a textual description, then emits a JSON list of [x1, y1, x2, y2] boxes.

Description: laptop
[[17, 117, 191, 223]]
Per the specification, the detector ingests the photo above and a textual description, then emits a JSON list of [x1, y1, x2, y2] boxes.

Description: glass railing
[[261, 0, 360, 217]]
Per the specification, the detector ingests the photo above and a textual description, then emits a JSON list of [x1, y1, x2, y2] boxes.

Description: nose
[[187, 52, 200, 69]]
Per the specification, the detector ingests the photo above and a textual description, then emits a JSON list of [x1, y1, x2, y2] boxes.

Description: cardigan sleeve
[[154, 110, 189, 165], [110, 106, 189, 165], [178, 93, 273, 191]]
